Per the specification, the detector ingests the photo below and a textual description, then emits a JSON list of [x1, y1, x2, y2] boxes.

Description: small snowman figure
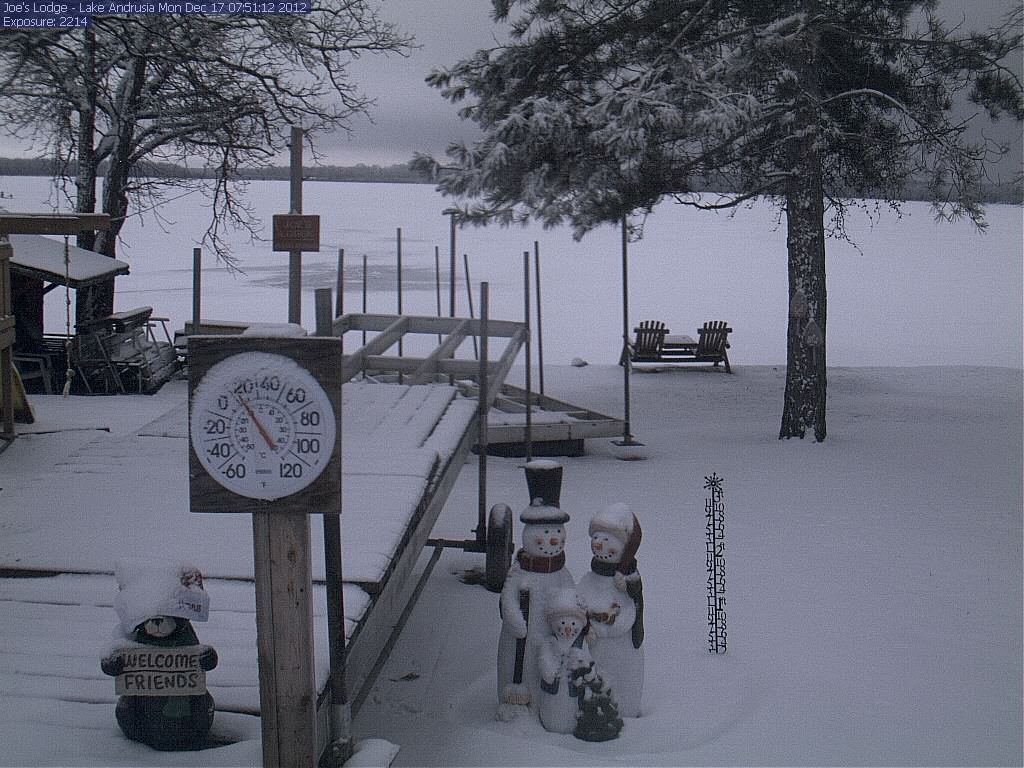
[[576, 503, 644, 718], [496, 460, 574, 718], [537, 587, 592, 734], [100, 559, 218, 751]]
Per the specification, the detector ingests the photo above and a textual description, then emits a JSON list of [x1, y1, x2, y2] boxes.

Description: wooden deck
[[484, 383, 624, 455]]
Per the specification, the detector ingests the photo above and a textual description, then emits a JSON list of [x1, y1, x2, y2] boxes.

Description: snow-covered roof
[[7, 234, 130, 288]]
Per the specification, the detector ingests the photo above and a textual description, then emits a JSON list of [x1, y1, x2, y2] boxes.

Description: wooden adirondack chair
[[693, 320, 732, 373], [629, 319, 732, 372], [629, 320, 669, 363]]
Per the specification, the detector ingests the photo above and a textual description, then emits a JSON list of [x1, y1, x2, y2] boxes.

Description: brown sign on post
[[113, 645, 209, 696], [272, 214, 320, 252]]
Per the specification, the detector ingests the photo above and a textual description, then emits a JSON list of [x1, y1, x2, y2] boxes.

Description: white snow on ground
[[355, 363, 1023, 767], [2, 364, 1019, 766]]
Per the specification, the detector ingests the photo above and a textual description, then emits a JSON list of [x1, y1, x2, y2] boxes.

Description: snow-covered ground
[[2, 364, 1020, 766], [357, 363, 1023, 767], [0, 178, 1021, 766]]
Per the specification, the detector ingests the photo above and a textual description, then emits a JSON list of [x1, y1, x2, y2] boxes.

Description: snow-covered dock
[[0, 307, 526, 760]]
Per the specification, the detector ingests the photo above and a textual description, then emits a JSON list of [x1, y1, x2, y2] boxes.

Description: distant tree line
[[0, 156, 429, 185], [1, 155, 1017, 202]]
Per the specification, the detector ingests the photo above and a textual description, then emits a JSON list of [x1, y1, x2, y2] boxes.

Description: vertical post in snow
[[361, 254, 368, 348], [191, 247, 201, 331], [316, 288, 352, 764], [523, 251, 532, 462], [464, 253, 478, 359], [252, 508, 316, 768], [477, 281, 489, 547], [335, 248, 344, 318], [621, 216, 632, 442], [434, 245, 443, 344], [533, 241, 545, 396], [449, 212, 457, 318], [396, 227, 404, 374], [288, 126, 303, 326]]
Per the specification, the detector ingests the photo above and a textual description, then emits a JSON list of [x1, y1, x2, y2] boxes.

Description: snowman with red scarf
[[576, 503, 644, 718], [496, 461, 574, 720]]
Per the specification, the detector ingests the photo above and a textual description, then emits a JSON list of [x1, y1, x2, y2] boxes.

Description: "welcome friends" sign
[[113, 645, 209, 696]]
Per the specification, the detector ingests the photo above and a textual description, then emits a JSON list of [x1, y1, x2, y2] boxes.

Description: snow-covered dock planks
[[0, 375, 478, 728], [0, 379, 473, 586], [0, 573, 357, 718]]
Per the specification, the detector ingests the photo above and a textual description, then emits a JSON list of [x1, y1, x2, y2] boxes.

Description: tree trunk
[[779, 157, 828, 441], [79, 51, 147, 324], [74, 27, 102, 328], [779, 2, 827, 441], [76, 27, 98, 254]]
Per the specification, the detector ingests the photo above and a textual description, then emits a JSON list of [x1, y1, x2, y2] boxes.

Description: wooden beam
[[340, 316, 409, 382], [359, 355, 503, 379], [409, 319, 470, 385], [338, 312, 522, 339], [0, 213, 111, 235], [486, 326, 527, 407]]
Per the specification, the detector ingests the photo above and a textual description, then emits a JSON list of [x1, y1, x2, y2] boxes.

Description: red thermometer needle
[[237, 396, 276, 451]]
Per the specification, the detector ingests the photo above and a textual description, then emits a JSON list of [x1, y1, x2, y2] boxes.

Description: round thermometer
[[190, 351, 337, 500]]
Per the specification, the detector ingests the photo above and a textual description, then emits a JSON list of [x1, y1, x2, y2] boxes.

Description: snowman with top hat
[[496, 460, 574, 720], [575, 502, 645, 718]]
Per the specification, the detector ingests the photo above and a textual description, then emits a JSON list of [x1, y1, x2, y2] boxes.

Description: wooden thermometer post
[[188, 335, 342, 768]]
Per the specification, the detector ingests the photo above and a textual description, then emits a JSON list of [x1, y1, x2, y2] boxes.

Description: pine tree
[[415, 0, 1022, 441], [571, 662, 623, 742]]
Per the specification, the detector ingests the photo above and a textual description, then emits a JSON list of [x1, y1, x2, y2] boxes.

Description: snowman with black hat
[[496, 460, 574, 720]]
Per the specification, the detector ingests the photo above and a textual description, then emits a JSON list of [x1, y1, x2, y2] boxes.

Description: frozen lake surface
[[4, 175, 1022, 369]]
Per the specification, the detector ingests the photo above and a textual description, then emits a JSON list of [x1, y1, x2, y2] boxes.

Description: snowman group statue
[[496, 461, 644, 739]]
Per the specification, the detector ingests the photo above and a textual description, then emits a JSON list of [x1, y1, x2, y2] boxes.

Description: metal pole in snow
[[477, 281, 489, 547], [534, 241, 545, 396], [335, 248, 344, 318], [361, 254, 368, 348], [523, 251, 532, 462], [621, 216, 633, 442], [288, 126, 303, 325], [434, 245, 442, 344], [315, 289, 353, 764], [191, 247, 201, 331], [464, 253, 478, 359], [449, 212, 457, 318], [396, 227, 404, 370]]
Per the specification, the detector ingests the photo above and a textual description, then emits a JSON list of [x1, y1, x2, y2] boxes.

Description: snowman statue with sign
[[496, 460, 574, 720], [100, 559, 218, 751], [575, 503, 645, 718]]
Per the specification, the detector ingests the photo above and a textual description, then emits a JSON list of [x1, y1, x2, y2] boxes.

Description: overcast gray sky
[[0, 0, 1020, 178], [328, 0, 1022, 178]]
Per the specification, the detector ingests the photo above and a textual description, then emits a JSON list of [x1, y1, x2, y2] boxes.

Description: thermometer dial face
[[189, 351, 337, 500]]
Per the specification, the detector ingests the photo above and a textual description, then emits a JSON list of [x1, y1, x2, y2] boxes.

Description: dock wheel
[[485, 503, 514, 592]]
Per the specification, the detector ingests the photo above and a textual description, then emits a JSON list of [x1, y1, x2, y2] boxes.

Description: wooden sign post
[[188, 335, 342, 768]]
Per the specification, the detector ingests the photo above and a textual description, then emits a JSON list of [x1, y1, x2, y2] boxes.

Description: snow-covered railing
[[331, 312, 527, 408]]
